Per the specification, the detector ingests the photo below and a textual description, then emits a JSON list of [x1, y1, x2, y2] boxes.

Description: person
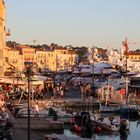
[[0, 107, 10, 127], [1, 107, 9, 121], [111, 117, 119, 127], [60, 88, 64, 99], [33, 102, 39, 119]]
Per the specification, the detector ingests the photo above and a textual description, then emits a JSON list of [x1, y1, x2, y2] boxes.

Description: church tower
[[0, 0, 6, 76]]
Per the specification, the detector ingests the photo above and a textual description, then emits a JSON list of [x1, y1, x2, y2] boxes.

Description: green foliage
[[24, 67, 34, 77], [75, 46, 88, 58]]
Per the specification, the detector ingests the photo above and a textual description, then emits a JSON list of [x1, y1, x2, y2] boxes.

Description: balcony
[[6, 29, 10, 36], [4, 57, 9, 62]]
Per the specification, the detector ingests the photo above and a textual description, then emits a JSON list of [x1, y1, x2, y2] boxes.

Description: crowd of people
[[0, 80, 67, 103]]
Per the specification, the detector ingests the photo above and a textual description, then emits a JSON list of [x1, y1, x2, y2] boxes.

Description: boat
[[94, 117, 120, 133], [70, 111, 94, 135], [15, 106, 74, 123], [100, 106, 120, 114]]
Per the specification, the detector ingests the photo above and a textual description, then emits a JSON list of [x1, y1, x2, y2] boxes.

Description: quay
[[15, 98, 100, 112], [13, 118, 64, 131]]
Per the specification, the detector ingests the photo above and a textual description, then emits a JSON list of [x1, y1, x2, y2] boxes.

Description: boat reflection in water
[[80, 130, 93, 138], [70, 111, 94, 138], [120, 132, 128, 140], [120, 130, 128, 140]]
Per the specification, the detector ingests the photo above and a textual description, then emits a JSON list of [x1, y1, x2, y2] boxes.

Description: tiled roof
[[129, 52, 140, 55], [16, 45, 31, 49]]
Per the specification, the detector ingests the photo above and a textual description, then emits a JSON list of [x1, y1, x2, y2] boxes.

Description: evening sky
[[5, 0, 140, 50]]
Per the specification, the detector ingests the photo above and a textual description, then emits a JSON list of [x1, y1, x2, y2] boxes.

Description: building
[[55, 48, 77, 71], [36, 50, 47, 71], [15, 45, 36, 72], [45, 50, 56, 71], [127, 52, 140, 71], [36, 50, 57, 72], [0, 0, 6, 76], [128, 52, 140, 62], [129, 74, 140, 97], [3, 46, 22, 76]]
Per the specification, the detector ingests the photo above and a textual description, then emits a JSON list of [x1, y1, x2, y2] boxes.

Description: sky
[[5, 0, 140, 50]]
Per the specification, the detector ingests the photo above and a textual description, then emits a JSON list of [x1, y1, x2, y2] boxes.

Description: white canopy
[[133, 73, 140, 77], [0, 78, 26, 85], [31, 80, 44, 85]]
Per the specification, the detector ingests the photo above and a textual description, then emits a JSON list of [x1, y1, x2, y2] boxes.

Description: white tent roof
[[33, 75, 46, 81], [94, 62, 113, 68], [93, 62, 114, 74], [31, 80, 44, 85], [0, 78, 26, 85], [134, 73, 140, 77]]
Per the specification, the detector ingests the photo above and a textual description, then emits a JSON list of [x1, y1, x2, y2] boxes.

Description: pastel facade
[[4, 47, 23, 76], [16, 45, 36, 72], [46, 51, 56, 71], [128, 52, 140, 71], [55, 49, 76, 71], [36, 50, 47, 70], [3, 45, 77, 74], [36, 50, 57, 71], [128, 52, 140, 62]]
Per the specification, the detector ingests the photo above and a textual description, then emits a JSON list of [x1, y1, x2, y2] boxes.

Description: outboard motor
[[129, 107, 139, 121], [0, 121, 13, 140]]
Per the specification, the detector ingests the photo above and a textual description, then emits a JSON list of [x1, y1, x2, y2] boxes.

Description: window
[[0, 21, 2, 26], [0, 66, 3, 75], [5, 57, 8, 62], [0, 33, 2, 42], [0, 49, 3, 59]]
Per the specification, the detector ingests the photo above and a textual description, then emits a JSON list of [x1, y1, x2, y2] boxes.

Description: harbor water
[[63, 121, 140, 140], [38, 120, 140, 140]]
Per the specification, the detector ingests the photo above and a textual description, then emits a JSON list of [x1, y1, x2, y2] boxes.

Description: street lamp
[[91, 46, 95, 97], [122, 38, 129, 104], [24, 62, 34, 140]]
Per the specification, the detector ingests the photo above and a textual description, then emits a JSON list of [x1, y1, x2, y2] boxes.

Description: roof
[[5, 46, 19, 51], [67, 50, 76, 54], [128, 52, 140, 55], [54, 46, 67, 50], [16, 45, 32, 49]]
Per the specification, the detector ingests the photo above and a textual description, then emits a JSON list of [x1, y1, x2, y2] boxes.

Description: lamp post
[[122, 38, 129, 104], [27, 66, 30, 140], [92, 46, 95, 97], [24, 62, 33, 140], [11, 70, 15, 86], [125, 55, 129, 104]]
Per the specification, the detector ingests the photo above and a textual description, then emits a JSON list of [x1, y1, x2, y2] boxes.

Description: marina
[[9, 98, 140, 140], [12, 120, 140, 140], [1, 0, 140, 140]]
